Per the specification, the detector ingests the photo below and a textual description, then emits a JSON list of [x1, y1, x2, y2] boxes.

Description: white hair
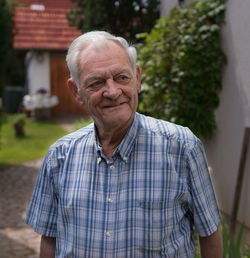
[[66, 31, 137, 88]]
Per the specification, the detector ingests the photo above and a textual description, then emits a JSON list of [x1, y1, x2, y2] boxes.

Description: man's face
[[72, 41, 141, 132]]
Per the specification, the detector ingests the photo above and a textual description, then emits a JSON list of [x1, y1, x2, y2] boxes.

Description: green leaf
[[137, 0, 226, 138]]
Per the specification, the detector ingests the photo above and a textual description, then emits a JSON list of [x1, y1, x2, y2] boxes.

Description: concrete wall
[[26, 51, 50, 94], [205, 0, 250, 228], [160, 0, 250, 228], [160, 0, 178, 17]]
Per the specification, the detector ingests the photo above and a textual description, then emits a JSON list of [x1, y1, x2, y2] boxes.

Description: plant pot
[[14, 122, 25, 137]]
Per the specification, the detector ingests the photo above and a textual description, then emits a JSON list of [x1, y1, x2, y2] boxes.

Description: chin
[[106, 114, 133, 128]]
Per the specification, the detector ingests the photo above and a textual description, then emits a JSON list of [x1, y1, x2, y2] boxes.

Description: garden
[[0, 113, 68, 166], [1, 0, 250, 256]]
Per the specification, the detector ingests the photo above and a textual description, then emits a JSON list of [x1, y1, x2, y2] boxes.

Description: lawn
[[0, 114, 68, 165]]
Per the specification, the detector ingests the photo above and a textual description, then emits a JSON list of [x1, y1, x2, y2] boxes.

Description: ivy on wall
[[137, 0, 226, 139]]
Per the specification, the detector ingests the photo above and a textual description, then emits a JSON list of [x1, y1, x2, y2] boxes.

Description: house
[[12, 0, 88, 116], [160, 0, 250, 242]]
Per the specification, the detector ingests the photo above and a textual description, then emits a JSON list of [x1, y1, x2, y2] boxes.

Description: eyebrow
[[113, 69, 132, 76], [84, 76, 103, 86]]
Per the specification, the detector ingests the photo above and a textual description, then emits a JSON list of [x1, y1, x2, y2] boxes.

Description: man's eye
[[116, 75, 130, 82], [90, 81, 104, 88], [94, 81, 102, 85]]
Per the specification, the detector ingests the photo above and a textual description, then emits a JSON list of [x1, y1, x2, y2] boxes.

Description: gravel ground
[[0, 159, 42, 258], [0, 115, 83, 258]]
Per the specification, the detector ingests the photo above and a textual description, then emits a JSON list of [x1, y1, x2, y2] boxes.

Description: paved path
[[0, 115, 82, 257], [0, 159, 42, 258]]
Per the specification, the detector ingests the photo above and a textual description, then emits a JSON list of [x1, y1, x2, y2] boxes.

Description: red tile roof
[[13, 7, 81, 50], [16, 0, 74, 9]]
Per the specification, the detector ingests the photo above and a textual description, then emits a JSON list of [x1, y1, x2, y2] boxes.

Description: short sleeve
[[25, 151, 58, 237], [186, 139, 221, 237]]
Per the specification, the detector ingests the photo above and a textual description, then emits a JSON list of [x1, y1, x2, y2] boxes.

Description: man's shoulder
[[137, 113, 198, 146], [40, 123, 95, 171], [50, 122, 94, 150]]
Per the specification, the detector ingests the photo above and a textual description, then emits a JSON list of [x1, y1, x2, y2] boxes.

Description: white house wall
[[205, 0, 250, 228], [160, 0, 250, 228], [26, 51, 50, 94]]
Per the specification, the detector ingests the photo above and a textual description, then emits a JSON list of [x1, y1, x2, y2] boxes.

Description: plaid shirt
[[26, 113, 221, 257]]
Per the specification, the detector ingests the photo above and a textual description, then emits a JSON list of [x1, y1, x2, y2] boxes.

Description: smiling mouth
[[103, 102, 126, 109]]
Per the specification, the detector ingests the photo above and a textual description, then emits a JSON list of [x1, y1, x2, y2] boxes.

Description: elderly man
[[26, 31, 222, 257]]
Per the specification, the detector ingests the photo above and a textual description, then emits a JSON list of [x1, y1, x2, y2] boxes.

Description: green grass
[[0, 114, 68, 165]]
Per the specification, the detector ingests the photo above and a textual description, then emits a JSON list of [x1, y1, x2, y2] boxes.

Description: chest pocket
[[135, 174, 189, 255], [136, 200, 172, 253]]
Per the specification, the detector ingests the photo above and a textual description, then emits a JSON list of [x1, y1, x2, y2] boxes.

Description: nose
[[102, 79, 121, 99]]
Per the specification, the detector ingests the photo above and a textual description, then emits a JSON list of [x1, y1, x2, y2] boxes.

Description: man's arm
[[40, 235, 56, 258], [199, 224, 223, 258]]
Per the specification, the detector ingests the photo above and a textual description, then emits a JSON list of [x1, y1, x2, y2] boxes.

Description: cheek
[[81, 91, 103, 108], [126, 87, 138, 102]]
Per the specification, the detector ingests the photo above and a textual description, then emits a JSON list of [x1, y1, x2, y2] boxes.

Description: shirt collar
[[94, 113, 141, 163], [116, 113, 140, 162]]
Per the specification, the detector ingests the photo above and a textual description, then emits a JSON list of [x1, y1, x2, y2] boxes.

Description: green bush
[[0, 0, 12, 147], [137, 0, 226, 138], [0, 0, 12, 97]]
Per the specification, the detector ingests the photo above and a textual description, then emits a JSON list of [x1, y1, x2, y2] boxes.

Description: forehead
[[78, 41, 132, 78]]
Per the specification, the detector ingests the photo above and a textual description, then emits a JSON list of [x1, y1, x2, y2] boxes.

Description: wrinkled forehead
[[77, 40, 131, 71]]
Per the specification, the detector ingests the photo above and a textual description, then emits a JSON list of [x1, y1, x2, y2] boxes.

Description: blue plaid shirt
[[26, 113, 221, 257]]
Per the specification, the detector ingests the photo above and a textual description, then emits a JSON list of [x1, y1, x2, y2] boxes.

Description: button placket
[[109, 164, 115, 171], [108, 197, 114, 203], [105, 159, 118, 249], [104, 161, 113, 244], [106, 231, 111, 237]]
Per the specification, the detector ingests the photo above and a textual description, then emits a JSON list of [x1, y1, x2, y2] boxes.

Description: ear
[[136, 65, 141, 93], [67, 79, 84, 105]]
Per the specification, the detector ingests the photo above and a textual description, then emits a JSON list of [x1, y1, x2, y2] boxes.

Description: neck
[[97, 122, 132, 160]]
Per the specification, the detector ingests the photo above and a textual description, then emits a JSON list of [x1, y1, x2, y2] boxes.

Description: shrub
[[137, 0, 226, 138]]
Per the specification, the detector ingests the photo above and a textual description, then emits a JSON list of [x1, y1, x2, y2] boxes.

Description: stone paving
[[0, 159, 42, 258], [0, 115, 80, 258]]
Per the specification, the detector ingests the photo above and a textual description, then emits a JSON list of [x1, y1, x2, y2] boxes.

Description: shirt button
[[124, 157, 128, 161], [97, 157, 101, 163], [108, 198, 113, 203], [110, 165, 115, 171], [106, 232, 111, 237]]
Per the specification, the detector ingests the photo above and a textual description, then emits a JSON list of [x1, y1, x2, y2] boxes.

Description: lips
[[103, 102, 126, 109]]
